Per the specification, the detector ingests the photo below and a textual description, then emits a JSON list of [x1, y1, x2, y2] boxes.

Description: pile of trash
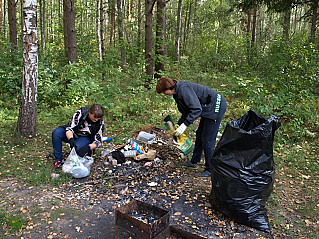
[[100, 125, 184, 169]]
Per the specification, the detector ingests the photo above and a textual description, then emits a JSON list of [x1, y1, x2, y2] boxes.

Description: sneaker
[[195, 170, 211, 178], [181, 161, 198, 169], [52, 160, 62, 170]]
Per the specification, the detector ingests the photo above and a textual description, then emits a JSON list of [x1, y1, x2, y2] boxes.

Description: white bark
[[18, 0, 38, 136]]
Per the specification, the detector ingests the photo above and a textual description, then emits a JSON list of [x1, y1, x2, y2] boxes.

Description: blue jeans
[[52, 127, 92, 162], [191, 98, 227, 171]]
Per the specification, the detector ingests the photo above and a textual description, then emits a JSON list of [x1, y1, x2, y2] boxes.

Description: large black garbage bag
[[209, 110, 281, 232]]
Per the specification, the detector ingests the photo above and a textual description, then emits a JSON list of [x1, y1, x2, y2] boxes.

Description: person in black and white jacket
[[156, 78, 227, 177], [51, 104, 105, 170]]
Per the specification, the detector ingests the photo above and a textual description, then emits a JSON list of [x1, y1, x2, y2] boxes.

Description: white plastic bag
[[62, 148, 94, 178]]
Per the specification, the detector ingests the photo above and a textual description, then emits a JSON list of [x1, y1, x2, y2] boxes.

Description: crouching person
[[51, 104, 105, 170]]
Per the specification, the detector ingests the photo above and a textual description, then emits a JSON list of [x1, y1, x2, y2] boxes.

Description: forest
[[0, 0, 318, 238]]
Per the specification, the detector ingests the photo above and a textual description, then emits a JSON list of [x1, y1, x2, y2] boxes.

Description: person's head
[[88, 104, 104, 122], [156, 77, 177, 96]]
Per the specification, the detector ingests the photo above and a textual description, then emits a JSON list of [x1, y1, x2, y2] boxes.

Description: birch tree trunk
[[174, 0, 182, 61], [63, 0, 77, 63], [192, 0, 198, 49], [8, 0, 17, 49], [18, 0, 38, 137], [182, 1, 192, 53], [109, 0, 115, 45], [100, 0, 105, 57], [155, 0, 166, 78], [96, 0, 102, 60], [117, 0, 126, 71]]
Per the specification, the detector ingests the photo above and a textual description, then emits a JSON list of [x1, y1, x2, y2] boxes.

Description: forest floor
[[0, 158, 272, 239]]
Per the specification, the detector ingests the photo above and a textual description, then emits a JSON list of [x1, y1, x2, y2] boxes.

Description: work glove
[[174, 123, 187, 136], [76, 145, 90, 157], [69, 138, 77, 149]]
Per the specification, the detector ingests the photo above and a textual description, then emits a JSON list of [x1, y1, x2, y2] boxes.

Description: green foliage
[[231, 35, 318, 142], [0, 44, 22, 109]]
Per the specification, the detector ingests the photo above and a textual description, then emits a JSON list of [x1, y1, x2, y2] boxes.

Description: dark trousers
[[52, 127, 92, 162], [191, 98, 227, 171]]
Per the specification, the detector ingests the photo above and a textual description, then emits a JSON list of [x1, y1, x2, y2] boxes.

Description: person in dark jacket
[[156, 77, 227, 177], [51, 104, 105, 170]]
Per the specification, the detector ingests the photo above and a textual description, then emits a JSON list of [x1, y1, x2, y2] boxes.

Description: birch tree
[[117, 0, 126, 71], [175, 0, 182, 61], [18, 0, 38, 137]]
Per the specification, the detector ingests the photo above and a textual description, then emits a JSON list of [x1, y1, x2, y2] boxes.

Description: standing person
[[51, 104, 105, 170], [156, 77, 227, 177]]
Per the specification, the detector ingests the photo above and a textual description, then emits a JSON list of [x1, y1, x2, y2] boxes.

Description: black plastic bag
[[112, 150, 126, 164], [209, 110, 281, 232]]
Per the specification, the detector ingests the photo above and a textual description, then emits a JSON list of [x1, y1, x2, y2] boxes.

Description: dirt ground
[[0, 157, 272, 239]]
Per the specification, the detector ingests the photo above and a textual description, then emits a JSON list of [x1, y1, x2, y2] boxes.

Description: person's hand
[[76, 145, 90, 157], [69, 138, 77, 149], [174, 123, 187, 136]]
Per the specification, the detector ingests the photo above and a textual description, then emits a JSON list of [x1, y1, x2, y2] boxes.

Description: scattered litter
[[144, 162, 153, 167], [101, 149, 113, 157], [136, 149, 157, 161], [130, 140, 145, 154], [147, 182, 157, 187], [136, 131, 156, 144], [111, 151, 126, 164], [102, 136, 113, 142], [123, 150, 137, 158], [51, 173, 60, 180]]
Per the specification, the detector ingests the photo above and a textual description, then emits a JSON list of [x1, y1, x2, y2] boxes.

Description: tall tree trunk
[[39, 0, 45, 52], [96, 0, 102, 60], [63, 0, 77, 63], [0, 0, 2, 32], [137, 0, 141, 48], [182, 1, 191, 53], [215, 0, 222, 55], [145, 0, 155, 84], [263, 12, 272, 50], [283, 9, 291, 40], [8, 0, 17, 49], [117, 0, 126, 71], [109, 0, 115, 45], [2, 0, 6, 34], [246, 10, 251, 53], [18, 0, 38, 137], [310, 0, 318, 41], [251, 2, 257, 47], [293, 5, 298, 36], [192, 0, 198, 50], [100, 0, 105, 57], [155, 0, 166, 79], [174, 0, 182, 61]]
